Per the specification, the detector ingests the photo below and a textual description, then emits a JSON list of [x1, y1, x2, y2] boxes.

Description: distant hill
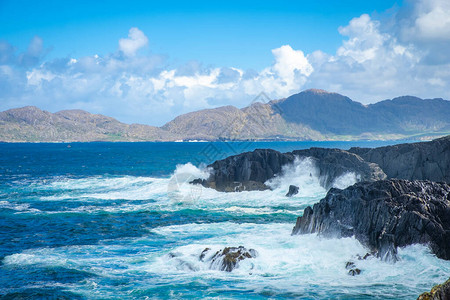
[[277, 89, 450, 135], [0, 106, 180, 142], [1, 89, 450, 142]]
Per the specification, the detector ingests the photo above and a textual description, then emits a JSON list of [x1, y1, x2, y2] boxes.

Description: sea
[[1, 141, 449, 299]]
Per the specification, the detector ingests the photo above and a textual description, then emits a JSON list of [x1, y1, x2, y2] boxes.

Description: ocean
[[1, 141, 449, 299]]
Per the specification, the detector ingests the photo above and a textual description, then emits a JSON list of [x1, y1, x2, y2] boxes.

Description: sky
[[1, 0, 450, 126]]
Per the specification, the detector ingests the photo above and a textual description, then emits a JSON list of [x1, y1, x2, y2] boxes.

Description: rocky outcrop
[[196, 148, 386, 192], [292, 179, 450, 261], [349, 135, 450, 183], [200, 246, 258, 272], [418, 278, 450, 300], [291, 148, 386, 188], [202, 149, 294, 192], [286, 185, 299, 197]]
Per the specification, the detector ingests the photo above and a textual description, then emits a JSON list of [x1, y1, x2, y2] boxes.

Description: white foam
[[3, 222, 449, 298], [332, 172, 360, 189], [266, 157, 326, 197], [0, 200, 41, 213], [150, 222, 450, 294]]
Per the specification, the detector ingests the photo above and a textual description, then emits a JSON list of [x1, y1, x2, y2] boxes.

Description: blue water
[[1, 141, 448, 299]]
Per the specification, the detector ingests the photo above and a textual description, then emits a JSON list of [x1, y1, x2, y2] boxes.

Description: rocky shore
[[418, 277, 450, 300], [193, 147, 386, 192], [190, 135, 450, 298], [192, 136, 449, 192], [292, 179, 450, 261]]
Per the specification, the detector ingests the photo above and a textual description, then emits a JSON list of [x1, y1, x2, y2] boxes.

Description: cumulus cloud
[[1, 0, 450, 126], [118, 27, 149, 56]]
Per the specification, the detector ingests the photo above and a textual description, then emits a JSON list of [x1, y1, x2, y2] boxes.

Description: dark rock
[[189, 178, 209, 188], [205, 246, 258, 272], [356, 252, 373, 260], [345, 261, 362, 276], [199, 248, 211, 261], [348, 268, 361, 276], [418, 277, 450, 300], [349, 135, 450, 184], [194, 148, 385, 192], [203, 149, 294, 192], [286, 185, 299, 197], [345, 261, 356, 269], [292, 179, 450, 261], [291, 148, 386, 189]]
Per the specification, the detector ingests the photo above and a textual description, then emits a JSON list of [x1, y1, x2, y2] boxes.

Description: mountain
[[0, 106, 180, 142], [1, 89, 450, 142], [163, 89, 450, 141]]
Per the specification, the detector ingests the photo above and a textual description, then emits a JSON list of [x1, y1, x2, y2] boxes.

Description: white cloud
[[118, 27, 149, 56], [1, 1, 450, 127], [337, 14, 388, 63], [272, 45, 313, 78], [401, 0, 450, 41]]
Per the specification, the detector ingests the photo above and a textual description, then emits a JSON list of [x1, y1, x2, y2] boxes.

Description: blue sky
[[1, 0, 398, 69], [1, 0, 450, 125]]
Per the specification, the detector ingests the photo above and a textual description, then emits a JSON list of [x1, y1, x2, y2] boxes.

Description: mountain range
[[1, 89, 450, 142]]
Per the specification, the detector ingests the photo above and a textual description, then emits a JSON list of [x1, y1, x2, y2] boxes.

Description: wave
[[4, 222, 449, 299], [266, 157, 359, 195]]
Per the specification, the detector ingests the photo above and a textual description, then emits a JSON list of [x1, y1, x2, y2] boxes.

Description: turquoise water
[[1, 141, 448, 299]]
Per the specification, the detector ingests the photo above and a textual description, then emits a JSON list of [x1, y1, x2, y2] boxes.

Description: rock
[[199, 248, 211, 261], [203, 149, 294, 192], [348, 268, 361, 276], [194, 148, 386, 192], [349, 135, 450, 184], [203, 246, 258, 272], [291, 148, 386, 189], [286, 185, 299, 197], [292, 179, 450, 261], [189, 178, 209, 188], [345, 261, 356, 269], [418, 278, 450, 300], [345, 261, 362, 276]]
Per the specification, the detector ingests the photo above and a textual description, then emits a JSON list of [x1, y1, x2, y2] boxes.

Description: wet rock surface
[[195, 148, 385, 192], [418, 277, 450, 300], [286, 185, 299, 197], [292, 179, 450, 261], [349, 135, 450, 184], [201, 246, 258, 272]]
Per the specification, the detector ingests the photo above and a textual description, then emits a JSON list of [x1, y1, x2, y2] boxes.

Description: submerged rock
[[418, 277, 450, 300], [201, 246, 258, 272], [292, 179, 450, 261], [286, 185, 299, 197]]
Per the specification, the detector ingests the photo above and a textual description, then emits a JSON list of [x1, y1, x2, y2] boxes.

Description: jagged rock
[[194, 148, 386, 192], [348, 268, 361, 276], [199, 248, 210, 261], [203, 149, 293, 192], [345, 261, 362, 276], [189, 178, 209, 187], [349, 135, 450, 184], [418, 278, 450, 300], [201, 246, 258, 272], [292, 179, 450, 261], [286, 185, 299, 197]]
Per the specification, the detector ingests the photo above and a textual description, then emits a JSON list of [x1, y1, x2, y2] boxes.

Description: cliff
[[292, 179, 450, 261]]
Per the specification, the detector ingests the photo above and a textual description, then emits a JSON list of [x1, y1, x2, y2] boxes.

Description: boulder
[[200, 246, 258, 272], [292, 179, 450, 261], [286, 185, 299, 197], [418, 277, 450, 300]]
